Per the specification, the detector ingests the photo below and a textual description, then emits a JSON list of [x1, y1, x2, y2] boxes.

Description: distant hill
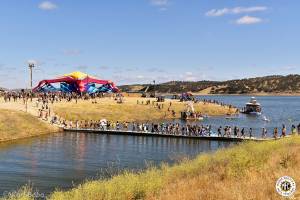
[[118, 74, 300, 94]]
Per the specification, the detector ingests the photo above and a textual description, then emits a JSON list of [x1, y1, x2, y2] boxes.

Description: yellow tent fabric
[[63, 71, 96, 80]]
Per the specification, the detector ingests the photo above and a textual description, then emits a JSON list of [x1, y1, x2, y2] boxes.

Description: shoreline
[[0, 101, 61, 143], [0, 130, 59, 144], [8, 135, 300, 200]]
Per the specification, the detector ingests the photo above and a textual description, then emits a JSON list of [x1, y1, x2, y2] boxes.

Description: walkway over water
[[63, 128, 284, 142]]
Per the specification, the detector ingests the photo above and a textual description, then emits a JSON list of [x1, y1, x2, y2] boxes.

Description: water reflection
[[0, 132, 233, 195]]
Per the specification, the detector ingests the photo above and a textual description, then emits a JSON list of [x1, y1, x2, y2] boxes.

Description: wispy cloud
[[146, 67, 165, 73], [63, 49, 81, 56], [98, 66, 110, 70], [235, 15, 263, 25], [38, 1, 57, 11], [180, 71, 207, 81], [206, 6, 267, 17], [137, 75, 145, 79], [280, 66, 298, 71], [150, 0, 170, 10]]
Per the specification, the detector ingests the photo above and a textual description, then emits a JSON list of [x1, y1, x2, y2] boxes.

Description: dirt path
[[0, 99, 39, 116]]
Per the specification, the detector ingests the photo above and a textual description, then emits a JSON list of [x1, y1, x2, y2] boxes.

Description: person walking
[[241, 128, 245, 138]]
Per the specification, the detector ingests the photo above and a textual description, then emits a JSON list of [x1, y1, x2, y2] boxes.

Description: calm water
[[0, 95, 299, 196], [0, 132, 233, 196]]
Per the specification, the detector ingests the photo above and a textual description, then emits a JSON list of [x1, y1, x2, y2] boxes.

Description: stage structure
[[33, 71, 119, 93]]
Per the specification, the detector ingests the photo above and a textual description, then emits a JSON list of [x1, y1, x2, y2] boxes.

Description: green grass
[[3, 136, 300, 200]]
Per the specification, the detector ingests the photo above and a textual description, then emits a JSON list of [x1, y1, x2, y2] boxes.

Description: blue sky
[[0, 0, 299, 88]]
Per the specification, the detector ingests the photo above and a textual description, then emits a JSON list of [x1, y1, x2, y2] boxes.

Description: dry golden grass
[[52, 97, 235, 122], [4, 136, 299, 200], [0, 109, 58, 142], [150, 141, 300, 200]]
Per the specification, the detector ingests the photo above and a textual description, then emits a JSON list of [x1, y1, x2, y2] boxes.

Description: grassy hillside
[[4, 136, 300, 200], [119, 74, 300, 94], [0, 109, 58, 142]]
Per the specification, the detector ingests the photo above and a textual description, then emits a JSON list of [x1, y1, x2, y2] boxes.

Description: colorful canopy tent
[[33, 71, 119, 93]]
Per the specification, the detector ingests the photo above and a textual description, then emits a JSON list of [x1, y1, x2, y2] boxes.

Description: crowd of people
[[49, 114, 300, 139], [2, 91, 300, 139], [2, 91, 114, 104], [3, 91, 33, 103]]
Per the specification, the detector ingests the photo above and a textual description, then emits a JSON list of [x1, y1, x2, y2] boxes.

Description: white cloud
[[206, 6, 267, 17], [235, 15, 263, 25], [38, 1, 57, 10]]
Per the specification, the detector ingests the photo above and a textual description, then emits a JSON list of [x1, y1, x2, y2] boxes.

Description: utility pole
[[28, 63, 35, 90], [153, 80, 156, 98]]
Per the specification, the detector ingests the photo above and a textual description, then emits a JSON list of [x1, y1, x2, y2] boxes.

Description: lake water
[[0, 133, 233, 196], [192, 95, 300, 136], [0, 95, 299, 196]]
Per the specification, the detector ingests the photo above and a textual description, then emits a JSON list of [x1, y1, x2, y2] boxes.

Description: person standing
[[281, 124, 286, 137], [262, 128, 267, 138], [291, 125, 296, 135], [236, 127, 240, 137], [234, 126, 238, 137], [217, 126, 222, 137], [249, 128, 253, 138], [273, 127, 278, 139]]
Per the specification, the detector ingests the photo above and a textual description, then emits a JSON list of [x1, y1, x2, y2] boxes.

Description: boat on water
[[241, 97, 262, 115]]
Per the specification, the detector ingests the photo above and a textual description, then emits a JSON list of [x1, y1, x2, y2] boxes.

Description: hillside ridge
[[119, 74, 300, 94]]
